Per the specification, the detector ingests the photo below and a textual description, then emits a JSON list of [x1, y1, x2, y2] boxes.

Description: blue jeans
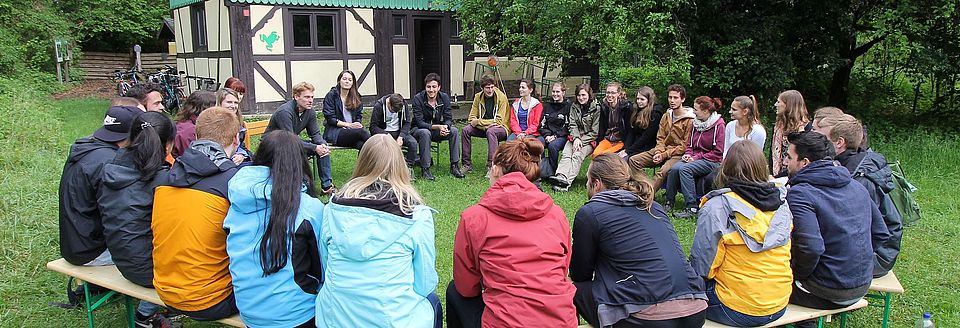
[[537, 136, 567, 178], [137, 300, 162, 316], [705, 280, 784, 327], [665, 159, 719, 208], [314, 153, 333, 189]]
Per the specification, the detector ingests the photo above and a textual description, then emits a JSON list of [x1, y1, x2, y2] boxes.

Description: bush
[[602, 63, 692, 96]]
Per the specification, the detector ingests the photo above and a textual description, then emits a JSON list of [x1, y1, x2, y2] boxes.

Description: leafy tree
[[57, 0, 170, 52]]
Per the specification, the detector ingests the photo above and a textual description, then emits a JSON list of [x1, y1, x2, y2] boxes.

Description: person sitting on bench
[[411, 73, 465, 179], [547, 83, 600, 191], [266, 81, 336, 195], [571, 153, 707, 328], [783, 131, 891, 328], [690, 141, 792, 327], [460, 75, 510, 177], [369, 93, 421, 179], [224, 131, 325, 328], [97, 111, 177, 327], [323, 70, 370, 150], [664, 96, 726, 218], [152, 107, 241, 321], [627, 84, 696, 193], [814, 114, 902, 278]]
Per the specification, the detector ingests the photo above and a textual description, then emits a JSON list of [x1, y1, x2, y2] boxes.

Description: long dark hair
[[175, 90, 216, 122], [338, 70, 361, 110], [127, 111, 175, 181], [252, 130, 315, 275], [631, 86, 657, 129]]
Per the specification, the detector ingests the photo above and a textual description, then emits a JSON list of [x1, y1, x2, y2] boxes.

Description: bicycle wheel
[[118, 82, 131, 96]]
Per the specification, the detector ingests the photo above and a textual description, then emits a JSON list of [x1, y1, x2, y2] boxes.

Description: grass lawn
[[0, 97, 957, 327]]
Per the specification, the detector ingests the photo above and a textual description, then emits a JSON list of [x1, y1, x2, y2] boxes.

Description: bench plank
[[47, 258, 245, 327], [870, 271, 904, 294], [701, 299, 869, 328]]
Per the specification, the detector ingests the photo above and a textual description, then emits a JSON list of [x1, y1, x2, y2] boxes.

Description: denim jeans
[[537, 136, 567, 178], [137, 300, 162, 316], [705, 280, 784, 327], [664, 159, 719, 208], [313, 152, 333, 189]]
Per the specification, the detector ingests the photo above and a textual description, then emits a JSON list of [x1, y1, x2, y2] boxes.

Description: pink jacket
[[684, 118, 726, 162], [509, 97, 544, 136]]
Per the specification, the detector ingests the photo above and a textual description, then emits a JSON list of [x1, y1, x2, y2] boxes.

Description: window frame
[[287, 9, 341, 54], [190, 3, 208, 51]]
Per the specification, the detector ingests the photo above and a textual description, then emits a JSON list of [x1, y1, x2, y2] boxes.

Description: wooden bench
[[46, 258, 245, 328], [578, 299, 869, 328], [866, 271, 905, 328]]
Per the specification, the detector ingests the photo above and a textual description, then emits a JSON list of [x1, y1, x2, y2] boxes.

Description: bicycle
[[147, 65, 186, 115], [183, 75, 220, 92], [111, 68, 141, 97]]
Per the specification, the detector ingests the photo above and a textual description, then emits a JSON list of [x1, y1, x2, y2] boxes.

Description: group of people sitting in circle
[[57, 71, 903, 328]]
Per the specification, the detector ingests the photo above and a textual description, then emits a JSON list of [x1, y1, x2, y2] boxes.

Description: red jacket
[[453, 172, 577, 328], [509, 97, 544, 136]]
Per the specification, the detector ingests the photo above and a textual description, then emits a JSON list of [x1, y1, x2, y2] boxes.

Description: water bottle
[[916, 312, 934, 328]]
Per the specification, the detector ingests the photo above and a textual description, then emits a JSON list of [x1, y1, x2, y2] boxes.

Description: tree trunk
[[828, 61, 854, 110]]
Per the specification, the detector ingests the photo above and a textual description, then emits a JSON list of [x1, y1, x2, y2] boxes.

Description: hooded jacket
[[509, 97, 544, 136], [571, 190, 706, 327], [468, 88, 510, 131], [567, 99, 601, 145], [453, 172, 577, 328], [835, 148, 903, 277], [652, 107, 696, 158], [316, 197, 438, 327], [411, 89, 453, 130], [369, 95, 413, 137], [690, 183, 793, 316], [322, 86, 364, 144], [59, 136, 118, 265], [98, 148, 169, 287], [266, 99, 327, 153], [622, 104, 665, 156], [685, 116, 726, 163], [539, 100, 570, 139], [152, 140, 238, 312], [597, 99, 632, 143], [172, 116, 197, 158], [787, 160, 890, 297], [224, 166, 324, 328]]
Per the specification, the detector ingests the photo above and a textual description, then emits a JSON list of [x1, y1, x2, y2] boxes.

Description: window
[[290, 11, 338, 52], [451, 16, 460, 39], [393, 16, 405, 37], [190, 4, 208, 50]]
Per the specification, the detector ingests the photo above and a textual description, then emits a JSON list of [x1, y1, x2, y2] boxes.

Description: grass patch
[[1, 97, 956, 327]]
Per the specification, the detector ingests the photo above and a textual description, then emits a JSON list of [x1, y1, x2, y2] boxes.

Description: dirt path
[[52, 80, 116, 100]]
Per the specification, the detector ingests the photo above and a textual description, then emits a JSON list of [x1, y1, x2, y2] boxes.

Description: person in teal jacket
[[316, 134, 442, 328], [224, 131, 325, 328]]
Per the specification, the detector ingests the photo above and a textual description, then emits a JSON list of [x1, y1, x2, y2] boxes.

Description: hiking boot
[[135, 313, 181, 328], [450, 163, 465, 179], [461, 164, 473, 174], [548, 175, 571, 189], [673, 208, 698, 219], [422, 167, 436, 181]]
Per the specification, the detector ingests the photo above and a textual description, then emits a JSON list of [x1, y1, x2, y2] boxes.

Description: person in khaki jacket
[[547, 83, 601, 191], [461, 75, 510, 176], [629, 84, 696, 191]]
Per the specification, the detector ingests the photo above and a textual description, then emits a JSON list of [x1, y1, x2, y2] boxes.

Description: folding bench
[[866, 271, 905, 328]]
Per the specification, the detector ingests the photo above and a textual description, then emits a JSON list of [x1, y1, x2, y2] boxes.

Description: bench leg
[[881, 292, 892, 328], [83, 282, 95, 328], [839, 312, 849, 328], [126, 295, 137, 328]]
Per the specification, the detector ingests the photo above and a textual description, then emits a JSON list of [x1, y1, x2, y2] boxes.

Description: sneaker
[[548, 175, 571, 189], [552, 184, 570, 192], [461, 164, 473, 174], [422, 167, 436, 181], [673, 208, 698, 219], [450, 163, 465, 179], [135, 313, 181, 328]]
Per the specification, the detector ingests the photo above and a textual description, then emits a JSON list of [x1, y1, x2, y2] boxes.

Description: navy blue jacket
[[59, 136, 118, 265], [571, 190, 705, 323], [786, 160, 891, 290], [322, 86, 364, 143], [411, 90, 453, 130]]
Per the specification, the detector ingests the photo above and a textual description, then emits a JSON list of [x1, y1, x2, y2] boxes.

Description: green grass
[[0, 97, 956, 327]]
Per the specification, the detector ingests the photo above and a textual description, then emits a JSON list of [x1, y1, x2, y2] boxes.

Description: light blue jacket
[[316, 202, 438, 327], [224, 166, 325, 328]]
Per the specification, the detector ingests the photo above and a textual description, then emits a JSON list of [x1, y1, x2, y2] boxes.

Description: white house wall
[[177, 7, 193, 54], [255, 60, 287, 102], [345, 9, 375, 54], [393, 44, 410, 97], [289, 61, 342, 92], [251, 5, 283, 55], [449, 44, 464, 98], [348, 59, 376, 96]]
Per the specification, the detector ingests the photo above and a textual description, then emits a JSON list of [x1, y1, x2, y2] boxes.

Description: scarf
[[693, 112, 721, 132]]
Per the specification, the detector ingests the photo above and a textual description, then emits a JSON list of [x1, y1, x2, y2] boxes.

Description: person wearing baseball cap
[[58, 104, 142, 266]]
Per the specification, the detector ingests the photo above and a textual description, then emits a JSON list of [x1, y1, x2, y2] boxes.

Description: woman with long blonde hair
[[316, 134, 442, 328], [771, 90, 808, 177]]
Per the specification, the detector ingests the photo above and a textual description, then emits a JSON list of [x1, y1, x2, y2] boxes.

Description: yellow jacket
[[469, 88, 510, 132]]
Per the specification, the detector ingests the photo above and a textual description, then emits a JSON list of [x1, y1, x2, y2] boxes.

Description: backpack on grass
[[888, 160, 922, 226]]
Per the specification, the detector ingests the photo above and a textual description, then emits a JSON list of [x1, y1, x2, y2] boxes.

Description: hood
[[587, 189, 644, 207], [701, 185, 791, 252], [328, 86, 340, 96], [670, 107, 696, 121], [324, 202, 434, 261], [838, 149, 895, 193], [101, 149, 145, 190], [227, 165, 275, 214], [575, 99, 600, 114], [478, 172, 556, 221], [168, 140, 236, 187], [68, 136, 117, 165], [726, 180, 781, 211], [512, 97, 542, 111], [788, 160, 852, 188]]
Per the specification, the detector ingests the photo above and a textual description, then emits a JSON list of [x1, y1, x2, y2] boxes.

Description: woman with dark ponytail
[[571, 153, 707, 328], [448, 139, 577, 328], [224, 130, 325, 328], [98, 111, 179, 325], [664, 96, 726, 218]]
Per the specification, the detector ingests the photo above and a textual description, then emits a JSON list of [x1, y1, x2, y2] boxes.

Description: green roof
[[171, 0, 454, 10]]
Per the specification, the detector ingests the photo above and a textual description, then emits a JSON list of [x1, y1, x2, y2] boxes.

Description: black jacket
[[369, 95, 413, 137], [597, 99, 632, 143], [835, 148, 903, 277], [59, 136, 118, 265], [411, 90, 453, 130], [322, 87, 364, 143], [266, 99, 327, 153], [571, 190, 705, 310], [622, 104, 665, 156], [98, 149, 169, 287], [539, 100, 570, 139]]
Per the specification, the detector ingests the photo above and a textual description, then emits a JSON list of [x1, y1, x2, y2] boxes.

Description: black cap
[[93, 106, 142, 142]]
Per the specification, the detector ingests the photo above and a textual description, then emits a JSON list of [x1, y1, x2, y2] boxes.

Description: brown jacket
[[652, 107, 696, 157]]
